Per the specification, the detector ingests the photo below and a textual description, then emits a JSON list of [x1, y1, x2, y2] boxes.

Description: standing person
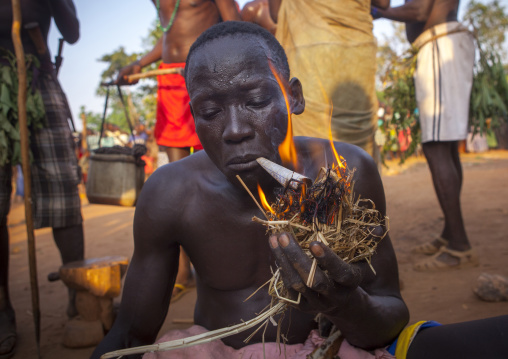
[[0, 0, 84, 357], [116, 0, 241, 302], [268, 0, 390, 164], [372, 0, 478, 270]]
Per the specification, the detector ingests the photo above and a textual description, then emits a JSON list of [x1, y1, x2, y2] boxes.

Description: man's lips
[[226, 155, 261, 171]]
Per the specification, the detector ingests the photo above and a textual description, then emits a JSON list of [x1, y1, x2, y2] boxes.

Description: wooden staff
[[11, 0, 41, 356], [125, 67, 183, 82]]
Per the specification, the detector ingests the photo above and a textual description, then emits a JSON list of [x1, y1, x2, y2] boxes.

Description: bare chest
[[180, 196, 275, 291]]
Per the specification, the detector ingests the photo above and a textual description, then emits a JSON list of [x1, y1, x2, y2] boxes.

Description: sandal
[[411, 237, 448, 255], [0, 329, 16, 359], [171, 283, 191, 303], [414, 247, 479, 272]]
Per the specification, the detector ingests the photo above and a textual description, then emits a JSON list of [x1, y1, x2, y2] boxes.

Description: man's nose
[[222, 107, 254, 143]]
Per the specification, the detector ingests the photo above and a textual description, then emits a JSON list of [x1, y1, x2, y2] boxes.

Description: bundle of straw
[[252, 157, 387, 307]]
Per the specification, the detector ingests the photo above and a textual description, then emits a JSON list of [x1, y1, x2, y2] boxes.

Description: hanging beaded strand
[[156, 0, 181, 33]]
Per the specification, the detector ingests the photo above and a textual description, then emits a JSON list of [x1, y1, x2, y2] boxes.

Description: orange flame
[[316, 78, 347, 173], [257, 183, 275, 215], [268, 61, 297, 168], [325, 102, 346, 171]]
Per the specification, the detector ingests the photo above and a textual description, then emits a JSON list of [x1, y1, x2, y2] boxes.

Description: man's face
[[187, 35, 300, 186]]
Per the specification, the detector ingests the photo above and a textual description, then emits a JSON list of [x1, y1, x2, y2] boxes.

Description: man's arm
[[270, 144, 409, 349], [91, 171, 181, 358], [371, 0, 390, 10], [372, 0, 433, 22], [115, 37, 163, 85], [215, 0, 242, 21], [48, 0, 79, 43], [241, 0, 277, 34], [267, 0, 281, 23]]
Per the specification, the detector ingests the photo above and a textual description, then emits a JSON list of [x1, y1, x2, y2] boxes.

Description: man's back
[[404, 0, 460, 43]]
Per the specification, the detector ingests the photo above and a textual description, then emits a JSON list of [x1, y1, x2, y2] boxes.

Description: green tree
[[463, 0, 508, 134], [81, 19, 162, 135], [79, 105, 101, 131], [376, 22, 409, 90], [463, 0, 508, 61]]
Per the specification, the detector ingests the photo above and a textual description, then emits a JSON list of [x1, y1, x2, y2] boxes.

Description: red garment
[[155, 63, 203, 149], [398, 128, 412, 152]]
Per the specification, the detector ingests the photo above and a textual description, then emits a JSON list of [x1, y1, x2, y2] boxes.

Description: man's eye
[[247, 98, 271, 108], [200, 108, 221, 120]]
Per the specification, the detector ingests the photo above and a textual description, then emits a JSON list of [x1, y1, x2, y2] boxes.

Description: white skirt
[[413, 22, 475, 143]]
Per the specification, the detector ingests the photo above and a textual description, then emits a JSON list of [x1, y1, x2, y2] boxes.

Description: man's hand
[[371, 6, 382, 20], [115, 61, 142, 85], [269, 231, 375, 316]]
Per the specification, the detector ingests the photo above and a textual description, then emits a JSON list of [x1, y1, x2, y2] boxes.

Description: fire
[[257, 183, 275, 215], [317, 81, 346, 172], [268, 61, 297, 168], [325, 102, 346, 171]]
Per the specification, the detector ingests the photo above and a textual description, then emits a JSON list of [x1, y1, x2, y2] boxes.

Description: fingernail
[[310, 243, 324, 257], [279, 234, 289, 248], [269, 235, 278, 248]]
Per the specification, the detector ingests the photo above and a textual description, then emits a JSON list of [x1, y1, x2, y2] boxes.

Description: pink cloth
[[143, 325, 395, 359]]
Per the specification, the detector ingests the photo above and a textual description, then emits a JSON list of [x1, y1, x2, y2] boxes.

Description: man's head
[[184, 21, 304, 187], [185, 21, 289, 83]]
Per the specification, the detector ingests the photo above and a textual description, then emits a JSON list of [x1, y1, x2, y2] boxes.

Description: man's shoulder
[[134, 151, 217, 225], [141, 151, 218, 201]]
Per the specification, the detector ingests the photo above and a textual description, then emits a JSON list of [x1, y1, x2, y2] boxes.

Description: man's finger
[[309, 242, 362, 288], [269, 234, 306, 292], [274, 233, 331, 293]]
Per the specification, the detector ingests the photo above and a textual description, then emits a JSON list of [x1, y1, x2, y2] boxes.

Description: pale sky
[[46, 0, 485, 131]]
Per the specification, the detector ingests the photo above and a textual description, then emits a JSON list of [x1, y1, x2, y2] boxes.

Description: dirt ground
[[6, 150, 508, 358]]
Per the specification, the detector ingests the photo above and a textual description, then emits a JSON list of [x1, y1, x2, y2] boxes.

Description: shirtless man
[[372, 0, 477, 271], [1, 1, 84, 357], [93, 21, 409, 358], [117, 0, 241, 301]]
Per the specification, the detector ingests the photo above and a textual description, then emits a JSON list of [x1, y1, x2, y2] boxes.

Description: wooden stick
[[126, 67, 183, 81], [11, 0, 41, 356], [236, 175, 269, 220]]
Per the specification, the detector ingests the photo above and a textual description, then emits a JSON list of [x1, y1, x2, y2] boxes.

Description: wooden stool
[[58, 256, 129, 348]]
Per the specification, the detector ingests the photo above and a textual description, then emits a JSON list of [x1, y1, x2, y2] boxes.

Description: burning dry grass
[[250, 157, 387, 309]]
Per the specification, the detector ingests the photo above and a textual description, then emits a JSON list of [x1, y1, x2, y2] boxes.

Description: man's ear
[[288, 77, 305, 115]]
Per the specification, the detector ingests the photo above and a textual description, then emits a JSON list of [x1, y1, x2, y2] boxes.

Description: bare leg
[[165, 147, 191, 163], [407, 316, 508, 359], [53, 223, 84, 318], [422, 141, 470, 252], [0, 222, 16, 358]]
